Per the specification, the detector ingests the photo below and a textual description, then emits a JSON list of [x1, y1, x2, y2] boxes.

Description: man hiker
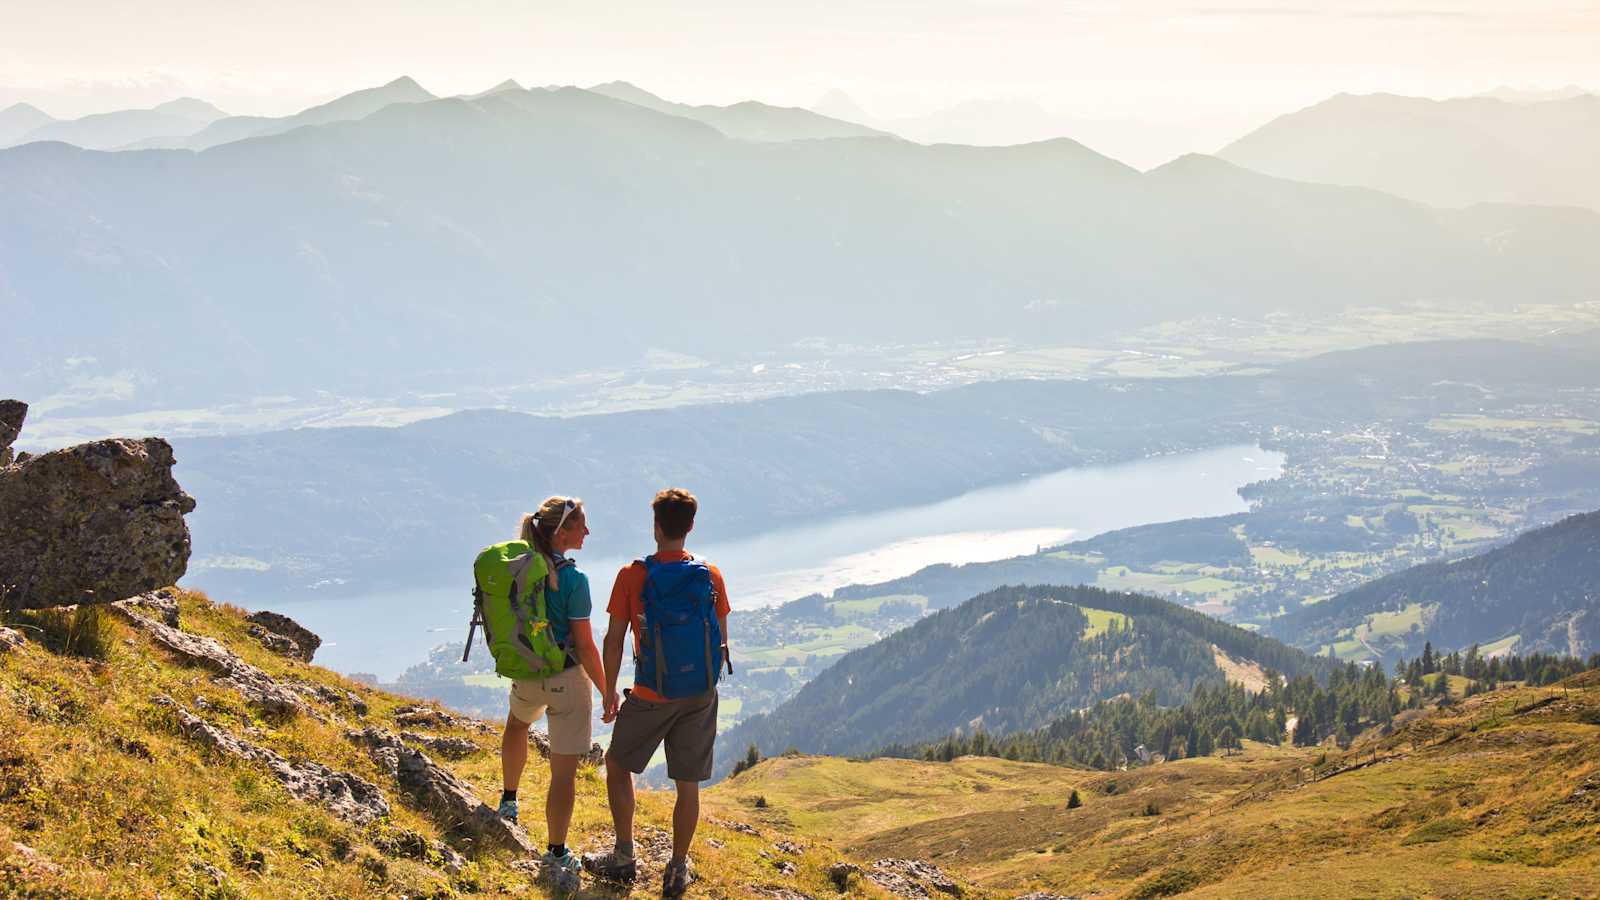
[[584, 488, 732, 898]]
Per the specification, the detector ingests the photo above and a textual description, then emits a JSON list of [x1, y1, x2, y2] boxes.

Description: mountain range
[[2, 97, 227, 150], [1219, 92, 1600, 210], [588, 81, 884, 142], [6, 82, 1599, 410]]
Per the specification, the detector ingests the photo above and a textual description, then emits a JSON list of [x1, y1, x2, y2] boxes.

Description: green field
[[825, 594, 928, 616], [739, 624, 878, 667], [1079, 606, 1130, 639]]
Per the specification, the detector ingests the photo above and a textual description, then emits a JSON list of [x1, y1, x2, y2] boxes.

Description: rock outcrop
[[401, 732, 482, 759], [246, 610, 321, 662], [113, 599, 308, 716], [866, 859, 962, 898], [347, 726, 534, 854], [157, 696, 390, 826], [0, 400, 24, 467], [113, 588, 182, 628], [0, 626, 25, 653], [1, 401, 195, 610]]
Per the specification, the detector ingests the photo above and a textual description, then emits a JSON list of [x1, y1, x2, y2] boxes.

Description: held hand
[[602, 691, 621, 723]]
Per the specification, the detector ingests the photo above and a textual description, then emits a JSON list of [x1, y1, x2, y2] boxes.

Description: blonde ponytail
[[520, 496, 582, 590]]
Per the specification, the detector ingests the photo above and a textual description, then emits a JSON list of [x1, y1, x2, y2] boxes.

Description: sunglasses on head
[[550, 499, 577, 533]]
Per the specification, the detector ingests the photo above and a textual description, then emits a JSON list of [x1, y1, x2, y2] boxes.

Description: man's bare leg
[[605, 753, 636, 852], [671, 779, 699, 860]]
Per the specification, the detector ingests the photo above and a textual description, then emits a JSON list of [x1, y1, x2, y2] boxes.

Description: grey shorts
[[606, 689, 718, 782]]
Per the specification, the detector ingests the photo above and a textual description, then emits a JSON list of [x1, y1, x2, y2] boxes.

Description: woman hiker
[[497, 496, 610, 887]]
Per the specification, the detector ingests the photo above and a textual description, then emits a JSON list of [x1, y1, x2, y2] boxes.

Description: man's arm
[[602, 613, 629, 722]]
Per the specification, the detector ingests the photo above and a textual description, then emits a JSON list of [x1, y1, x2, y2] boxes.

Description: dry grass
[[711, 683, 1600, 898]]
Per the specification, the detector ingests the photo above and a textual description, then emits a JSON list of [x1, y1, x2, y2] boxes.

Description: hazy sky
[[3, 0, 1597, 123]]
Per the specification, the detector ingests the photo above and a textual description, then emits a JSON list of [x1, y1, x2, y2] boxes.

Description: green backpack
[[464, 540, 568, 680]]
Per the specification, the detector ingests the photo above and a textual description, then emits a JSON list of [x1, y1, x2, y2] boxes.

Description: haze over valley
[[5, 5, 1600, 895]]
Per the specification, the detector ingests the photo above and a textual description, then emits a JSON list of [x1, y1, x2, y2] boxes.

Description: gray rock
[[245, 610, 321, 662], [156, 696, 389, 825], [0, 425, 195, 610], [248, 624, 303, 658], [0, 400, 24, 467], [113, 588, 180, 627], [347, 725, 534, 854], [113, 604, 308, 716], [401, 731, 481, 759], [291, 681, 370, 717], [525, 729, 602, 765], [0, 626, 25, 653], [393, 703, 492, 733], [868, 859, 963, 898]]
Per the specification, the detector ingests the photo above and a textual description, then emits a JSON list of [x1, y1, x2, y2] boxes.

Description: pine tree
[[1067, 790, 1083, 809]]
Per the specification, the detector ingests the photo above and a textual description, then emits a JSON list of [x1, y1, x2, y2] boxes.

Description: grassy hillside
[[1272, 509, 1600, 663], [711, 675, 1600, 897], [715, 585, 1324, 775], [0, 591, 888, 898]]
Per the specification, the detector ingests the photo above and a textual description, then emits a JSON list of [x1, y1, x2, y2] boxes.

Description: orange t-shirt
[[607, 551, 731, 703]]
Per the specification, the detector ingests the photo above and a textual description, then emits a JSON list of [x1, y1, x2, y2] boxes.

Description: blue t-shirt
[[545, 561, 592, 650]]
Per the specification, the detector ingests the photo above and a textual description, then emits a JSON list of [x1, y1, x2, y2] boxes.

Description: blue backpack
[[636, 556, 732, 699]]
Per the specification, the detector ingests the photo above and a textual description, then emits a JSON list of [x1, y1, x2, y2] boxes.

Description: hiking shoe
[[662, 856, 693, 898], [581, 849, 637, 882], [496, 798, 518, 823], [539, 849, 582, 894]]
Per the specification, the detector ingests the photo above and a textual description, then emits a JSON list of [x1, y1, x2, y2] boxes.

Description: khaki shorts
[[606, 689, 718, 782], [508, 665, 594, 755]]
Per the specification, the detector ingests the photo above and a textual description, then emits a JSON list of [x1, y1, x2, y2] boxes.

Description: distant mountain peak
[[2, 101, 51, 117], [152, 97, 228, 122], [811, 88, 870, 123], [466, 79, 524, 100], [586, 81, 672, 110]]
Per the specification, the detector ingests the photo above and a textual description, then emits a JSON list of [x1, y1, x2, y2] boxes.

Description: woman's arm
[[568, 618, 607, 705]]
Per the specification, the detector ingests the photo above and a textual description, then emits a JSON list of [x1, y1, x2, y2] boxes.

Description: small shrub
[[754, 795, 768, 809], [1067, 790, 1083, 809], [1104, 779, 1119, 795], [1142, 801, 1160, 817], [6, 605, 116, 659]]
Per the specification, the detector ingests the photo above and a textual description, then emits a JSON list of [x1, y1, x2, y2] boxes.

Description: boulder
[[156, 696, 389, 825], [245, 610, 321, 662], [347, 726, 534, 854], [0, 400, 24, 467], [0, 408, 195, 610], [0, 626, 25, 653]]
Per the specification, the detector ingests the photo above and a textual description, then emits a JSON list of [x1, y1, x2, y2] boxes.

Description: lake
[[247, 443, 1282, 678]]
